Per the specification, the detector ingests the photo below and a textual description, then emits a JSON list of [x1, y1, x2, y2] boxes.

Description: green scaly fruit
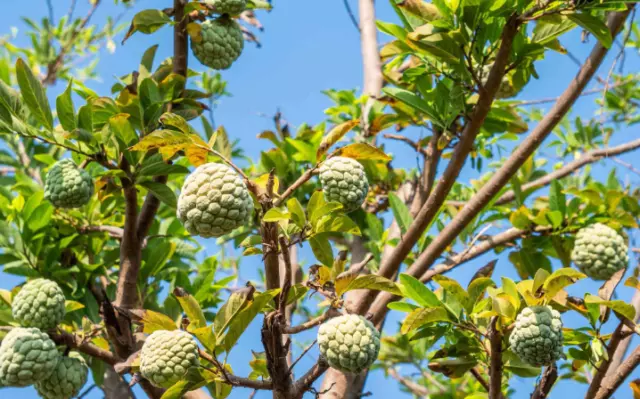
[[317, 314, 381, 374], [191, 16, 244, 70], [139, 330, 200, 388], [509, 306, 564, 367], [205, 0, 247, 15], [319, 157, 369, 213], [44, 159, 93, 209], [0, 327, 60, 387], [177, 163, 254, 237], [12, 279, 66, 330], [571, 223, 629, 280], [34, 352, 88, 399]]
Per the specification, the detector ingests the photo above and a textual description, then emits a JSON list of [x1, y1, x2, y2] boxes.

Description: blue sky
[[1, 1, 640, 398]]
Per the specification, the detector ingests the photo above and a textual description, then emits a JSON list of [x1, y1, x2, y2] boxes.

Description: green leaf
[[222, 289, 280, 352], [341, 275, 402, 296], [262, 208, 291, 222], [398, 274, 441, 308], [214, 288, 253, 339], [27, 203, 53, 231], [16, 59, 53, 130], [139, 181, 177, 208], [315, 214, 361, 235], [124, 9, 173, 43], [383, 87, 440, 124], [309, 234, 334, 267], [549, 180, 566, 217], [388, 192, 413, 234], [56, 81, 76, 131], [401, 307, 450, 334], [173, 287, 207, 330], [286, 198, 306, 228], [567, 13, 612, 48], [387, 301, 419, 313], [543, 268, 586, 300], [584, 294, 636, 322]]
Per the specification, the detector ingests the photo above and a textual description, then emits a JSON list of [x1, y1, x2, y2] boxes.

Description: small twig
[[288, 339, 317, 376], [198, 349, 273, 390], [278, 236, 293, 317], [273, 166, 319, 207], [292, 359, 329, 397], [383, 134, 428, 156], [387, 368, 429, 396], [342, 0, 360, 32], [77, 384, 97, 399], [283, 309, 341, 335]]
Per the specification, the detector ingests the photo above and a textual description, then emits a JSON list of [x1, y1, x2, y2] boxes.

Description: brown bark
[[606, 289, 640, 373], [594, 345, 640, 399], [103, 366, 136, 399], [358, 0, 383, 136], [530, 365, 558, 399], [585, 323, 626, 399], [488, 317, 503, 399]]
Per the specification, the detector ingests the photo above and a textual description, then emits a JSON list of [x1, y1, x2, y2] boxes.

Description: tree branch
[[387, 368, 429, 397], [421, 226, 553, 282], [483, 137, 640, 206], [488, 317, 503, 399], [607, 289, 640, 374], [359, 0, 383, 136], [292, 360, 329, 397], [531, 365, 558, 399], [354, 14, 522, 317], [282, 309, 340, 335], [594, 345, 640, 399], [198, 349, 273, 390], [585, 322, 627, 399], [49, 329, 118, 366]]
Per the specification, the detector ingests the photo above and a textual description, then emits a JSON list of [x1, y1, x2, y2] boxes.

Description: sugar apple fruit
[[0, 327, 60, 386], [317, 314, 381, 373], [44, 159, 94, 209], [12, 279, 66, 330], [205, 0, 247, 15], [191, 16, 244, 70], [177, 163, 253, 237], [34, 352, 88, 399], [509, 306, 564, 367], [319, 157, 369, 212], [139, 330, 200, 388], [571, 223, 629, 280]]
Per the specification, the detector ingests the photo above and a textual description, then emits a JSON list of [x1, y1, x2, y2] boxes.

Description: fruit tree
[[1, 1, 640, 399]]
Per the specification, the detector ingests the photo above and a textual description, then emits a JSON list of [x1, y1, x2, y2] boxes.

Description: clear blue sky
[[1, 1, 639, 398]]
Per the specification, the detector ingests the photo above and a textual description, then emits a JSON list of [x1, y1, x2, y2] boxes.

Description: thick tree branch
[[292, 360, 329, 398], [50, 329, 118, 366], [488, 317, 503, 399], [607, 289, 640, 374], [594, 345, 640, 399], [353, 14, 521, 316], [531, 365, 558, 399], [368, 7, 635, 320], [359, 0, 383, 136]]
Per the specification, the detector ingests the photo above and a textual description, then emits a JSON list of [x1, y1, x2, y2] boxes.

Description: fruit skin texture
[[319, 157, 369, 212], [571, 223, 629, 280], [191, 16, 244, 70], [139, 330, 200, 388], [34, 352, 88, 399], [205, 0, 247, 14], [177, 163, 253, 237], [0, 327, 60, 386], [317, 314, 381, 374], [44, 159, 94, 208], [509, 306, 564, 367], [12, 279, 66, 330]]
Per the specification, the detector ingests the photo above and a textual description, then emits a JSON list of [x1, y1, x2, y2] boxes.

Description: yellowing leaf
[[340, 275, 401, 297], [129, 309, 178, 333], [316, 120, 360, 160], [543, 268, 586, 300], [186, 22, 203, 43], [174, 287, 207, 330], [335, 143, 392, 162]]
